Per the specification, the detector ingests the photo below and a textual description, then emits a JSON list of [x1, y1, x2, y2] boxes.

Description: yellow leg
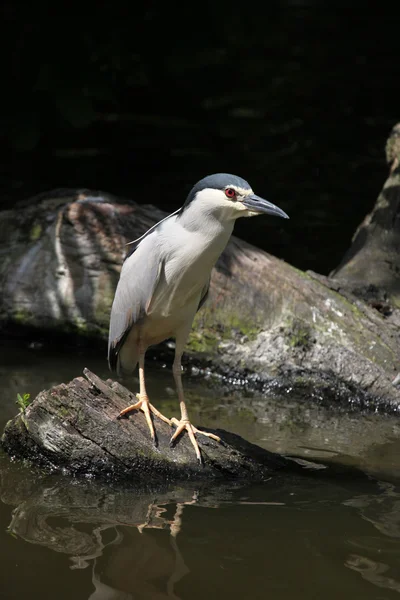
[[170, 352, 221, 463], [118, 349, 171, 441]]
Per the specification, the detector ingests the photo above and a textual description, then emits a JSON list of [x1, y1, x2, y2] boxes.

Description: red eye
[[225, 188, 236, 198]]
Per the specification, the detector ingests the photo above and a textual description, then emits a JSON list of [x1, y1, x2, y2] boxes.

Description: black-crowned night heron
[[108, 173, 289, 462]]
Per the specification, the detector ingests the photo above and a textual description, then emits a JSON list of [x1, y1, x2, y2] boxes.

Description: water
[[1, 339, 400, 599]]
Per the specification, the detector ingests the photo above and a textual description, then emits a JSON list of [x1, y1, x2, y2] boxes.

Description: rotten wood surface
[[1, 369, 301, 483]]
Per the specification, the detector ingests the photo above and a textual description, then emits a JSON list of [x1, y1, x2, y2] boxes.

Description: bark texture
[[331, 124, 400, 307], [1, 369, 297, 482], [0, 189, 165, 338]]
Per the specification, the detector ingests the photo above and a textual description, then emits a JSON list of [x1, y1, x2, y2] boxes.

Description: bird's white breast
[[150, 209, 233, 318]]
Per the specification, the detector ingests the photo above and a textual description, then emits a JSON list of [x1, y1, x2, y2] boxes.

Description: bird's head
[[182, 173, 289, 221]]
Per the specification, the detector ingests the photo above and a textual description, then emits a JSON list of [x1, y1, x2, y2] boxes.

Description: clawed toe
[[170, 417, 221, 463], [117, 394, 220, 463], [116, 413, 129, 420], [117, 394, 171, 443]]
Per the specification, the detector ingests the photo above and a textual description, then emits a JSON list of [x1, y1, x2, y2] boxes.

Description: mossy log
[[201, 239, 400, 406], [1, 369, 299, 482], [0, 126, 400, 407]]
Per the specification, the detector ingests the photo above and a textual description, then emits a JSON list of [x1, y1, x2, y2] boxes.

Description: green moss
[[94, 295, 113, 327], [57, 405, 70, 417], [94, 273, 118, 328], [187, 330, 219, 353], [390, 296, 400, 310], [64, 317, 108, 339], [12, 308, 34, 325], [223, 314, 260, 341], [287, 320, 312, 349], [237, 406, 257, 421], [187, 305, 263, 356], [72, 317, 91, 332], [29, 222, 42, 241]]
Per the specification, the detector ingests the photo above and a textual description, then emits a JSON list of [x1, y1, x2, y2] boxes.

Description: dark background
[[1, 2, 398, 274]]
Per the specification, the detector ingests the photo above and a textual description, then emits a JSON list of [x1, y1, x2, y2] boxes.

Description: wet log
[[1, 369, 297, 483]]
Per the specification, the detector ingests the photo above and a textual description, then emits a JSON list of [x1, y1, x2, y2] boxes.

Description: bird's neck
[[178, 197, 236, 244]]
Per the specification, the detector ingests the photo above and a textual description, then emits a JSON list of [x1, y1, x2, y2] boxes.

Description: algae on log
[[197, 238, 400, 406], [1, 369, 298, 482]]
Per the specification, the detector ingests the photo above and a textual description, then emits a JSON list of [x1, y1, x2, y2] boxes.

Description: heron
[[108, 173, 289, 462]]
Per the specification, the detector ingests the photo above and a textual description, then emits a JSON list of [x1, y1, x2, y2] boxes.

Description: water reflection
[[346, 555, 400, 594], [85, 512, 191, 600], [2, 341, 400, 598], [2, 455, 400, 600], [1, 460, 221, 599]]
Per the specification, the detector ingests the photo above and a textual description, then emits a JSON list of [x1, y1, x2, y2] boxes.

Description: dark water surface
[[1, 341, 400, 599]]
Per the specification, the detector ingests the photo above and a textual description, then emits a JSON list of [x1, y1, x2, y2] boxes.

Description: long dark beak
[[242, 194, 289, 219]]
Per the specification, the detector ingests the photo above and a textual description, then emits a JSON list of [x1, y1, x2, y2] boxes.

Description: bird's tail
[[108, 339, 138, 376]]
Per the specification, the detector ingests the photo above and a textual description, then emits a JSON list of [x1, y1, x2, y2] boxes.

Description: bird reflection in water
[[2, 460, 208, 600], [84, 495, 197, 600]]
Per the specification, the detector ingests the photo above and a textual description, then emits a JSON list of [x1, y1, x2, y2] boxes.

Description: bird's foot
[[170, 418, 221, 464], [118, 394, 172, 443]]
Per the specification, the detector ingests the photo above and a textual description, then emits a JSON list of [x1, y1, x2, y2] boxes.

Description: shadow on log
[[1, 369, 307, 483]]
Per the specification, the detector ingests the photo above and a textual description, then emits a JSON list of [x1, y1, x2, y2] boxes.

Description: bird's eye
[[225, 188, 236, 199]]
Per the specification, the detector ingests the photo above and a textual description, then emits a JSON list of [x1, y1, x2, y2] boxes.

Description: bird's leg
[[170, 352, 220, 463], [118, 349, 171, 441]]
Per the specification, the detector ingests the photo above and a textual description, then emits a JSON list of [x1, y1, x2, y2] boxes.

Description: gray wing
[[108, 233, 163, 371], [197, 277, 210, 312]]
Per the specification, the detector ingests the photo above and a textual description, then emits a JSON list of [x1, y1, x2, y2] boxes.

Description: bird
[[108, 173, 289, 462]]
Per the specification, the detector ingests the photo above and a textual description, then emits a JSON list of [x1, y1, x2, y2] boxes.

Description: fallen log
[[1, 369, 301, 483]]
